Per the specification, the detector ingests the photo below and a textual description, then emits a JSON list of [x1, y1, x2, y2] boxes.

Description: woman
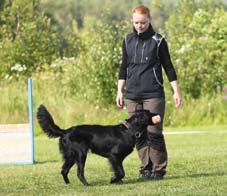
[[116, 5, 182, 180]]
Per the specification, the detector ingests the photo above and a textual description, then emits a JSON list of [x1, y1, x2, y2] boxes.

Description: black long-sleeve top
[[118, 25, 177, 82]]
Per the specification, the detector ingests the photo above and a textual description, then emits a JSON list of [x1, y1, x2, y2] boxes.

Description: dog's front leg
[[109, 157, 125, 184]]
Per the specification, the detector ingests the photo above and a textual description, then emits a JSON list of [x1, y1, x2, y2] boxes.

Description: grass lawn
[[0, 127, 227, 196]]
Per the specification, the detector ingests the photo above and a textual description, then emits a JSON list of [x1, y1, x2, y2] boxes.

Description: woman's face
[[132, 13, 150, 34]]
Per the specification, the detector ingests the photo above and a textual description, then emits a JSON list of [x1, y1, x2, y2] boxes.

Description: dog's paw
[[110, 178, 123, 184], [84, 182, 90, 186], [63, 179, 70, 184], [116, 179, 123, 184]]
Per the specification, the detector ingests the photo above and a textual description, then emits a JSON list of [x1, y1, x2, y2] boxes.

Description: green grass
[[1, 128, 227, 196], [1, 79, 227, 136], [0, 79, 129, 135]]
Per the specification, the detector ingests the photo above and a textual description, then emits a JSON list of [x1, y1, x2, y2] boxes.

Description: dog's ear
[[125, 118, 131, 122]]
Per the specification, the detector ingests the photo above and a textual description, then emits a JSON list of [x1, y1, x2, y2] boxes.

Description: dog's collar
[[123, 122, 142, 138], [134, 132, 142, 138], [123, 122, 130, 129]]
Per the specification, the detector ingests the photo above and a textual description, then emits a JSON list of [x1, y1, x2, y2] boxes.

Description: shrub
[[0, 0, 60, 80], [66, 18, 127, 105], [166, 1, 227, 98]]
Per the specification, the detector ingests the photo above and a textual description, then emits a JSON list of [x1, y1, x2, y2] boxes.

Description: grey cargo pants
[[126, 98, 167, 174]]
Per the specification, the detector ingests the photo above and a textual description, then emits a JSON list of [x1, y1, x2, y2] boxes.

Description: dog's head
[[125, 110, 160, 138]]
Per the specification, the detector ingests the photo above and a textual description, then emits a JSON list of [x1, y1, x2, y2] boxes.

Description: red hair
[[132, 5, 151, 18]]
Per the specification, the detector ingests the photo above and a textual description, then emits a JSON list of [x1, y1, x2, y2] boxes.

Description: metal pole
[[28, 78, 35, 164]]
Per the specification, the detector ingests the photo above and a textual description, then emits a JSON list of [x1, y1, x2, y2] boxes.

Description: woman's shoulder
[[124, 32, 136, 44], [152, 32, 164, 43], [125, 32, 135, 39]]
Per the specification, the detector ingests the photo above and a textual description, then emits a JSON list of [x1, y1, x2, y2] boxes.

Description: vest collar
[[133, 24, 155, 40]]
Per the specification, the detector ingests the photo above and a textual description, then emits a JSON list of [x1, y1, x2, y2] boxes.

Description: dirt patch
[[0, 124, 34, 164]]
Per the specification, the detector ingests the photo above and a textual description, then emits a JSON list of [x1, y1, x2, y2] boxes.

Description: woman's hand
[[170, 80, 182, 108], [173, 91, 182, 108], [116, 92, 124, 108], [116, 80, 125, 109]]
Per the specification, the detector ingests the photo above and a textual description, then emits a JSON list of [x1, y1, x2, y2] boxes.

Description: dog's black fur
[[37, 104, 156, 185]]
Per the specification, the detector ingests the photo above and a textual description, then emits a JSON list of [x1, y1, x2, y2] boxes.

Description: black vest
[[125, 30, 165, 99]]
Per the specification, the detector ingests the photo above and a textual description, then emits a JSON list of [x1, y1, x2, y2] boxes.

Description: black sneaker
[[138, 170, 152, 180], [149, 172, 164, 180]]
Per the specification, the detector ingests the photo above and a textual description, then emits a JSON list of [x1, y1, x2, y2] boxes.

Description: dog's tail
[[37, 104, 65, 138]]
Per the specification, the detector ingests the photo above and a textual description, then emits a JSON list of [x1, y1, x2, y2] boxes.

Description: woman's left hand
[[173, 92, 182, 108]]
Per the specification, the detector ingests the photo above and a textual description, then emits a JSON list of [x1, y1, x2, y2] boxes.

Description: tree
[[0, 0, 60, 79], [150, 0, 175, 32], [166, 0, 227, 98], [66, 18, 127, 105]]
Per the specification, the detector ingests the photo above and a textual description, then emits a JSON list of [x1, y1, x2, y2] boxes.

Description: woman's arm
[[116, 40, 127, 108], [159, 39, 182, 107]]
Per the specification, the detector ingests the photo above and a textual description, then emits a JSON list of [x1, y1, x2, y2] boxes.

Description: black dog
[[37, 104, 160, 185]]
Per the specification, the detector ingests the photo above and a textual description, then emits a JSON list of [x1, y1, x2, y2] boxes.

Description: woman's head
[[132, 5, 151, 34]]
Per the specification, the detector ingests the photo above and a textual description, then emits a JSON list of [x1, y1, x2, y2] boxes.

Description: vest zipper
[[134, 39, 138, 63], [141, 42, 146, 63]]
